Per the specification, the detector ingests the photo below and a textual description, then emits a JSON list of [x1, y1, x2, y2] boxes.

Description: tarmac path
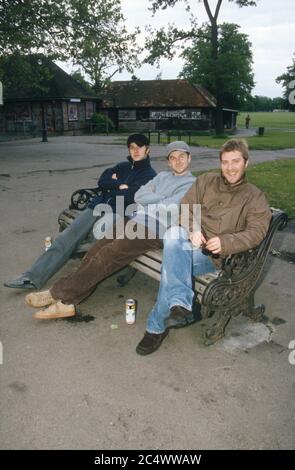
[[1, 135, 295, 176]]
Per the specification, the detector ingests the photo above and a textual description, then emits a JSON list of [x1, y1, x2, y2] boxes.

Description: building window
[[85, 101, 94, 120], [68, 103, 78, 121], [118, 109, 136, 120]]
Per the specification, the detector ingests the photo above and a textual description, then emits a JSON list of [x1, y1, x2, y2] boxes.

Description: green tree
[[68, 0, 140, 91], [276, 55, 295, 110], [145, 0, 258, 134], [70, 71, 93, 93], [0, 1, 68, 56], [0, 0, 140, 91], [181, 22, 254, 109], [0, 53, 53, 97], [240, 95, 289, 112], [272, 96, 288, 110], [253, 96, 273, 112]]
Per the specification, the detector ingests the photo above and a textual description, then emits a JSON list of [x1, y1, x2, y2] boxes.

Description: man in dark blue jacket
[[4, 134, 155, 290]]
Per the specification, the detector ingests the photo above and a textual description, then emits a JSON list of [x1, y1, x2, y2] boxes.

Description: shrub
[[91, 113, 114, 133]]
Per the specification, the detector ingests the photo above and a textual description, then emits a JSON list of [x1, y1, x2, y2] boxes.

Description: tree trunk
[[215, 79, 224, 136], [211, 20, 224, 135]]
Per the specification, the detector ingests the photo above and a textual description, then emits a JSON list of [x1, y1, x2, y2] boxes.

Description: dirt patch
[[64, 312, 95, 323], [271, 249, 295, 263], [26, 162, 117, 176], [12, 228, 37, 235]]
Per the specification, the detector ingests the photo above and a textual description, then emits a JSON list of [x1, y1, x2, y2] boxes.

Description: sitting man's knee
[[164, 225, 188, 244]]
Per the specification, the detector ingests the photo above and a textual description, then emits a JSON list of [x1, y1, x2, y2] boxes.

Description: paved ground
[[0, 136, 295, 450], [1, 134, 295, 175]]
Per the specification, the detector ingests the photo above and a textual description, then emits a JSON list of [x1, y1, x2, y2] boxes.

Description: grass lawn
[[237, 111, 295, 129], [194, 159, 295, 218], [146, 128, 295, 150], [187, 130, 295, 150]]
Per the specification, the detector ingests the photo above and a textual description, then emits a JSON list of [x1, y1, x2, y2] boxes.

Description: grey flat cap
[[166, 141, 190, 157]]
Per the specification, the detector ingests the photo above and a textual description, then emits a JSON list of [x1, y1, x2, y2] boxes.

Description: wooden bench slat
[[130, 260, 161, 282], [134, 255, 162, 273], [144, 250, 163, 262]]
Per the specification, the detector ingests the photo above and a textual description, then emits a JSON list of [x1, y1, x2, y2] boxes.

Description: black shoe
[[136, 330, 169, 356], [165, 305, 195, 329], [117, 266, 137, 286], [4, 276, 36, 289]]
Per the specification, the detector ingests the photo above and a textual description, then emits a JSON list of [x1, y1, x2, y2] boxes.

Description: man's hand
[[111, 173, 118, 180], [189, 231, 206, 248], [119, 184, 128, 190], [205, 237, 221, 254]]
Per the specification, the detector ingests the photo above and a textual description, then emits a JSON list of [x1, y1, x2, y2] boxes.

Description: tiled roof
[[100, 79, 216, 108], [5, 55, 98, 101]]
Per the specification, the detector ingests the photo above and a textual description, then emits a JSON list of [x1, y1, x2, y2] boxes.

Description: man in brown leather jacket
[[136, 138, 272, 355]]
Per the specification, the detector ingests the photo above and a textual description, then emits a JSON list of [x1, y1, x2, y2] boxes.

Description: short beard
[[221, 169, 246, 186]]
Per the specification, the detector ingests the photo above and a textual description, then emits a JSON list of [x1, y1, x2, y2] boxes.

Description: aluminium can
[[44, 236, 52, 251], [125, 299, 136, 324]]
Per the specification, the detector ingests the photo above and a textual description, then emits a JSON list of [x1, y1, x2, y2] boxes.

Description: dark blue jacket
[[88, 155, 156, 211]]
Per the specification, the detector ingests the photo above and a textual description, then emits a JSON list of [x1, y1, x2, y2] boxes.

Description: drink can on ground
[[125, 299, 136, 324]]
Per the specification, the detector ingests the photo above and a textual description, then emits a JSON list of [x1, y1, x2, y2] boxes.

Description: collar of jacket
[[219, 172, 248, 192], [127, 155, 151, 168]]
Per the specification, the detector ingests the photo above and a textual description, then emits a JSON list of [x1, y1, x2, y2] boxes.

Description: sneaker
[[4, 275, 36, 289], [33, 301, 75, 320], [136, 330, 169, 356], [25, 290, 55, 308], [165, 305, 195, 329]]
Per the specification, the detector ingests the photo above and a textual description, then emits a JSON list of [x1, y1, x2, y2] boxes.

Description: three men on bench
[[23, 141, 196, 319], [9, 137, 271, 357]]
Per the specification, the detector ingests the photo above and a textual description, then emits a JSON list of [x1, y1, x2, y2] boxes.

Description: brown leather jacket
[[180, 172, 272, 257]]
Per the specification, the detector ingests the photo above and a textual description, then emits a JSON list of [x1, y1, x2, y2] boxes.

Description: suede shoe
[[4, 275, 36, 289], [165, 305, 195, 329], [33, 301, 75, 320], [136, 330, 169, 356], [25, 290, 55, 308]]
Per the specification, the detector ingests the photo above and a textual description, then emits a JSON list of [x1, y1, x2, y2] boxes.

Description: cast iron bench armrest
[[122, 209, 288, 345], [57, 186, 101, 232], [70, 187, 101, 211], [196, 210, 288, 344]]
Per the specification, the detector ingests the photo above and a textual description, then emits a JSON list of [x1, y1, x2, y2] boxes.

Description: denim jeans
[[23, 208, 100, 288], [146, 226, 217, 334]]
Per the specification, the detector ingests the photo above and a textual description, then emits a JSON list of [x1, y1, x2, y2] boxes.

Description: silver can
[[44, 236, 52, 251], [125, 299, 136, 324]]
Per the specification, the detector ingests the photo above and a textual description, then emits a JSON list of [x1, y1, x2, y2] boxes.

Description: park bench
[[58, 187, 288, 345]]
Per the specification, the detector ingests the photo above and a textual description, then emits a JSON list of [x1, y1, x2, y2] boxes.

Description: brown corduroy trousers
[[50, 219, 162, 305]]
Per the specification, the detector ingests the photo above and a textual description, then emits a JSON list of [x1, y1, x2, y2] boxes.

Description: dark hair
[[220, 138, 249, 162], [127, 134, 149, 148]]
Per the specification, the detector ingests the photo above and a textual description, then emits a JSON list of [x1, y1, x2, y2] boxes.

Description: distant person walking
[[245, 114, 251, 129]]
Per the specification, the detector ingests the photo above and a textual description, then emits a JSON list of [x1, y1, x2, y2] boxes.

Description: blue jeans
[[23, 208, 104, 288], [146, 226, 217, 334]]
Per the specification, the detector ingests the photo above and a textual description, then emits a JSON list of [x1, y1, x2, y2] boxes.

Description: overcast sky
[[116, 0, 295, 98], [59, 0, 295, 98]]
